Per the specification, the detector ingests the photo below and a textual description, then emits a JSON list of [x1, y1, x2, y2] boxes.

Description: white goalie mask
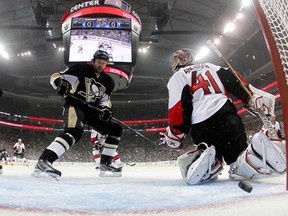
[[170, 49, 193, 73]]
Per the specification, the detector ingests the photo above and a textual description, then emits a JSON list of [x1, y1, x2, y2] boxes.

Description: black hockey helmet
[[92, 50, 109, 62]]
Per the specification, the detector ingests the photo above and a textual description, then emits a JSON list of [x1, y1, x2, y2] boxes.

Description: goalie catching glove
[[54, 78, 71, 98], [159, 127, 185, 151], [247, 84, 275, 116]]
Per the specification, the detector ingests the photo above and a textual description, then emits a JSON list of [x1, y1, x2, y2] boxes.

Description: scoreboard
[[61, 0, 142, 91], [72, 17, 131, 29]]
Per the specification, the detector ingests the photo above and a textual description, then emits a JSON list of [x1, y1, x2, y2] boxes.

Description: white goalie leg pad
[[251, 132, 286, 172], [271, 140, 286, 155], [177, 143, 223, 185], [235, 132, 286, 180], [177, 148, 202, 182], [235, 150, 271, 179], [201, 158, 223, 182]]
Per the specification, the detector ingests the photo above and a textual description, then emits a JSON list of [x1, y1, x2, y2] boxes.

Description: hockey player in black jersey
[[0, 148, 8, 164], [32, 50, 123, 179]]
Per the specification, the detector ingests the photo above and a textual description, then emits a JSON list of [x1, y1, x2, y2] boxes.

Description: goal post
[[251, 0, 288, 190]]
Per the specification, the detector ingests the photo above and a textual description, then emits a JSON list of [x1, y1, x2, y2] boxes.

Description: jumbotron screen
[[68, 17, 132, 63]]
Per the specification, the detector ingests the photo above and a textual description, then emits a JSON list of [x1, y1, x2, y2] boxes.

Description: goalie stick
[[206, 40, 278, 139], [68, 94, 158, 145]]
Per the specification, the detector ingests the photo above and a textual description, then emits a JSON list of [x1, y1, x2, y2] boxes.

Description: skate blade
[[99, 171, 122, 177], [31, 170, 60, 181]]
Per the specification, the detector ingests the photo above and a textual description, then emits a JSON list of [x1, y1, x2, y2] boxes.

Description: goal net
[[252, 0, 288, 189]]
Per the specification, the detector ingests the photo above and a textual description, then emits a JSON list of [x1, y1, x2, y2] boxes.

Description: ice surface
[[69, 38, 131, 62], [0, 161, 287, 216]]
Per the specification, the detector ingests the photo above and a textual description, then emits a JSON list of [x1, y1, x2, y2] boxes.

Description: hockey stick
[[124, 162, 136, 167], [206, 40, 278, 139], [68, 94, 158, 145]]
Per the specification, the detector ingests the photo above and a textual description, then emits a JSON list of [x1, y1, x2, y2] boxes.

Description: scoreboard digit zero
[[72, 17, 131, 29]]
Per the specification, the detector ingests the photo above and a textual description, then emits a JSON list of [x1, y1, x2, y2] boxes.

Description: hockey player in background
[[160, 48, 286, 185], [0, 148, 8, 164], [91, 129, 122, 169], [262, 114, 286, 154], [98, 41, 104, 51], [105, 42, 113, 62], [32, 50, 123, 179], [78, 45, 83, 54], [12, 139, 26, 163]]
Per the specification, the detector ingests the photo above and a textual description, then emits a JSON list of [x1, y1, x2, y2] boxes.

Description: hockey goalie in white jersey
[[159, 49, 286, 185]]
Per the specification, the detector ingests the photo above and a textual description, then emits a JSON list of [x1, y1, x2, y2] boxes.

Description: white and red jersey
[[271, 121, 281, 132], [262, 121, 283, 140], [90, 129, 106, 145], [167, 63, 249, 133], [90, 129, 121, 166], [13, 142, 25, 154]]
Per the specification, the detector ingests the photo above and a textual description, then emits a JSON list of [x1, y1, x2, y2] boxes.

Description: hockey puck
[[238, 181, 253, 193]]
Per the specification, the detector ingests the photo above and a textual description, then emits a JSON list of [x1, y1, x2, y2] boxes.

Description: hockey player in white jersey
[[91, 129, 122, 169], [12, 139, 26, 163], [261, 114, 286, 154], [160, 48, 286, 185]]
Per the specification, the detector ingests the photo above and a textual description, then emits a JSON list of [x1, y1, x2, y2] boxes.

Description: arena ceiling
[[0, 0, 266, 103]]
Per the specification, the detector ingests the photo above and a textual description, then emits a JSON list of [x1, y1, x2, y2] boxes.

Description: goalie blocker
[[178, 132, 286, 185]]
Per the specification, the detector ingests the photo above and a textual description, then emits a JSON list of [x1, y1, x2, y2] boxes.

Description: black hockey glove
[[98, 106, 113, 122], [54, 78, 71, 98]]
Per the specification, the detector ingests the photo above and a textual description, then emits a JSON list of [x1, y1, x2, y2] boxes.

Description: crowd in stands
[[0, 90, 284, 164], [0, 125, 183, 163], [0, 119, 270, 164]]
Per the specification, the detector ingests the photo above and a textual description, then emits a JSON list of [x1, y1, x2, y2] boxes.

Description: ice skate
[[99, 163, 122, 177], [31, 159, 61, 180]]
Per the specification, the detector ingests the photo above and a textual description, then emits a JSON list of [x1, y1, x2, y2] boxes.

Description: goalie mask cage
[[251, 0, 288, 190]]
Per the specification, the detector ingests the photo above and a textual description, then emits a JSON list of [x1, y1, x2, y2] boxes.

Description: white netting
[[257, 0, 288, 85]]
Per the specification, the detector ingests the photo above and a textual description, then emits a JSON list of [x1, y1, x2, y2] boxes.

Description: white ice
[[0, 162, 287, 216]]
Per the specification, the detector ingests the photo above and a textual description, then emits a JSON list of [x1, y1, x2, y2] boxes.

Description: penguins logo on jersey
[[79, 78, 106, 102], [91, 82, 105, 98]]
